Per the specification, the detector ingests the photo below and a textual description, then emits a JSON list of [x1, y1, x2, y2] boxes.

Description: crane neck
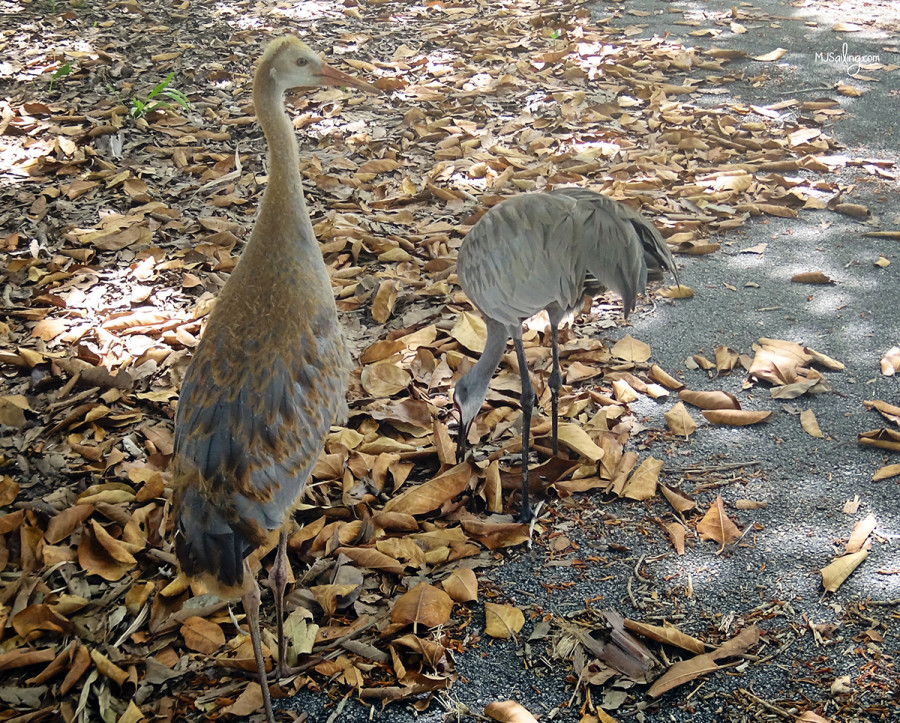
[[251, 66, 313, 246], [462, 318, 510, 421]]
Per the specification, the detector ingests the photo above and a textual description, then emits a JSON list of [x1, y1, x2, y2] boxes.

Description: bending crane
[[454, 188, 678, 521]]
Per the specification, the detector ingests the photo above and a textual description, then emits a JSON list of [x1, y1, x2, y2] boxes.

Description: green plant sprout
[[48, 62, 72, 94], [128, 73, 191, 119]]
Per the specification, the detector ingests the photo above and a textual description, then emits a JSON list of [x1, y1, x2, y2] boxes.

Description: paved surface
[[282, 2, 900, 721]]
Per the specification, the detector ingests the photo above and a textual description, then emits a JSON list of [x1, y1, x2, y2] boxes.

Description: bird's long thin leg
[[242, 562, 275, 723], [549, 323, 561, 456], [513, 330, 534, 523], [269, 528, 291, 678]]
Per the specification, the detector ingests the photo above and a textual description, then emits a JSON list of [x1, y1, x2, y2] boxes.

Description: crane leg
[[241, 562, 276, 723], [549, 323, 561, 456], [269, 528, 291, 679], [513, 333, 534, 522]]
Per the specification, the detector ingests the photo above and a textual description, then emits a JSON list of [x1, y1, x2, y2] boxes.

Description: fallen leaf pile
[[1, 0, 898, 720]]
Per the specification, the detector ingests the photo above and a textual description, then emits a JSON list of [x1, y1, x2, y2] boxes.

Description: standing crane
[[454, 188, 679, 522], [170, 37, 378, 722]]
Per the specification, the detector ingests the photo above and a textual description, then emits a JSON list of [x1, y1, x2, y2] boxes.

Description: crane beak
[[454, 402, 469, 464], [318, 62, 382, 94]]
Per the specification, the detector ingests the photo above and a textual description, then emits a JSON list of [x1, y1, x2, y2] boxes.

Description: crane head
[[453, 375, 481, 464], [262, 36, 380, 95]]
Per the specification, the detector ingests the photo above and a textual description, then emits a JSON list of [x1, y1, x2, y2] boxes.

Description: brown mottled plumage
[[170, 37, 377, 722]]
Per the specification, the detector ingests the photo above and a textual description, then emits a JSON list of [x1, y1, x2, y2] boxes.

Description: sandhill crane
[[170, 37, 378, 722], [454, 188, 678, 522]]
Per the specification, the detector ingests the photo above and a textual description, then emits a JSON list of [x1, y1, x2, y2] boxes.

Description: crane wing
[[172, 304, 347, 586], [457, 194, 589, 327], [548, 188, 677, 314]]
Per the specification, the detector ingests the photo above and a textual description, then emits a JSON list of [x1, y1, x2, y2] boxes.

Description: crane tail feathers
[[173, 487, 256, 590]]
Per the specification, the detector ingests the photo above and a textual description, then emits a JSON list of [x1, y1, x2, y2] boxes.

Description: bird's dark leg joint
[[269, 529, 292, 680]]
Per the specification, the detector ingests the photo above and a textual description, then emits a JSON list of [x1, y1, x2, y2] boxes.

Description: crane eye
[[295, 57, 309, 68]]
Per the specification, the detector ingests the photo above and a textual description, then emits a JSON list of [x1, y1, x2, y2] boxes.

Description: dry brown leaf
[[451, 311, 487, 353], [484, 602, 525, 639], [333, 546, 406, 575], [702, 409, 771, 426], [371, 280, 399, 324], [660, 484, 695, 514], [664, 401, 697, 437], [873, 464, 900, 481], [753, 47, 788, 61], [0, 475, 20, 507], [622, 457, 662, 501], [791, 271, 834, 284], [360, 360, 411, 397], [821, 549, 868, 592], [797, 712, 833, 723], [11, 604, 71, 639], [696, 495, 742, 550], [611, 378, 639, 404], [649, 364, 684, 390], [485, 460, 502, 513], [383, 463, 472, 515], [800, 409, 824, 438], [714, 345, 739, 372], [678, 389, 740, 410], [441, 568, 478, 603], [858, 428, 900, 452], [656, 284, 693, 299], [460, 519, 529, 550], [665, 522, 686, 555], [90, 648, 130, 686], [611, 334, 651, 363], [880, 346, 900, 376], [223, 681, 265, 718], [180, 616, 226, 655], [556, 423, 605, 462], [648, 625, 759, 697], [623, 619, 704, 654], [0, 395, 29, 428], [484, 700, 539, 723], [310, 584, 360, 617], [846, 513, 877, 554], [391, 582, 453, 630], [863, 399, 900, 426], [735, 499, 767, 510], [806, 347, 845, 370]]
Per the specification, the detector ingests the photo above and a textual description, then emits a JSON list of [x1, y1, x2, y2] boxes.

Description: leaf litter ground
[[0, 0, 898, 721]]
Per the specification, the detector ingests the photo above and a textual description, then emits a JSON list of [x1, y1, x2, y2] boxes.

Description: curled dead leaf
[[821, 549, 868, 593], [880, 346, 900, 376], [649, 364, 684, 390], [791, 271, 834, 284], [484, 700, 539, 723], [702, 409, 771, 426], [656, 284, 693, 299], [678, 389, 740, 410]]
